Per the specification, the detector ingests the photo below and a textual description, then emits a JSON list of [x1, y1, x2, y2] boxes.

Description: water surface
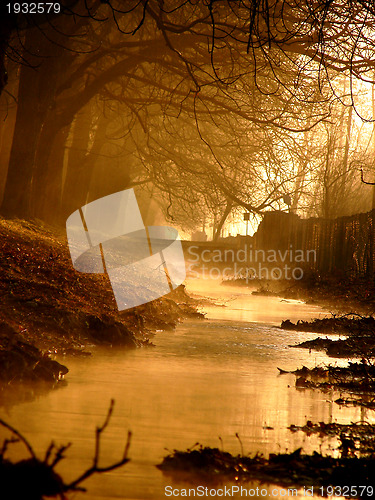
[[0, 281, 369, 499]]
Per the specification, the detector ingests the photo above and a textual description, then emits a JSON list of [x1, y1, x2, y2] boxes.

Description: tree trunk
[[1, 26, 64, 218], [323, 136, 331, 219], [60, 109, 92, 218], [61, 111, 108, 219], [0, 88, 17, 204], [372, 75, 375, 210], [291, 130, 309, 213], [341, 104, 353, 203], [213, 201, 233, 241], [32, 122, 69, 223]]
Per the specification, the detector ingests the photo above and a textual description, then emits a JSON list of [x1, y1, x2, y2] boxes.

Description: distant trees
[[295, 78, 374, 219], [135, 96, 324, 233]]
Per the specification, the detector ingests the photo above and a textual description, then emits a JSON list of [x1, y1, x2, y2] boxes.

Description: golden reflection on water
[[0, 280, 370, 499]]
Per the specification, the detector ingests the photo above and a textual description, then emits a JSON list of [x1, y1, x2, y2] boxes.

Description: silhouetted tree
[[2, 0, 375, 223]]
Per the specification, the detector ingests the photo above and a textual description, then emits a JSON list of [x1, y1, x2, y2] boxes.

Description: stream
[[0, 280, 371, 499]]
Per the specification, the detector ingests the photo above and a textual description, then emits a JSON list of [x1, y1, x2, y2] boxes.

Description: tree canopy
[[1, 0, 374, 234]]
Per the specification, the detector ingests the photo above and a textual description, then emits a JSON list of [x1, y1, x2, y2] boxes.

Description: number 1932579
[[319, 486, 374, 497], [6, 3, 61, 14]]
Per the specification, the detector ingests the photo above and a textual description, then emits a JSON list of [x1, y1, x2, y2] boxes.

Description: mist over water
[[2, 3, 375, 498], [0, 280, 368, 499]]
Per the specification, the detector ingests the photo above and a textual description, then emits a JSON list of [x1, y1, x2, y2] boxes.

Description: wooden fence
[[254, 210, 375, 278]]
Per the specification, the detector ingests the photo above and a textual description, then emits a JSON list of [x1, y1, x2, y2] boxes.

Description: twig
[[66, 400, 131, 491], [0, 399, 131, 498], [235, 433, 244, 456], [50, 443, 72, 468], [0, 418, 36, 458]]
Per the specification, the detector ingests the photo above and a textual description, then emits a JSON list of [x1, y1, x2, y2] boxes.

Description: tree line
[[1, 0, 375, 237]]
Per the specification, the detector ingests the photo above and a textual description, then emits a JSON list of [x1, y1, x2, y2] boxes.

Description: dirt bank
[[0, 217, 201, 385]]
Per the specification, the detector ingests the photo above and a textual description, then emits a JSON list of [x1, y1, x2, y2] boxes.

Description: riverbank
[[157, 282, 375, 493], [0, 217, 201, 385], [223, 274, 375, 315], [0, 276, 364, 499]]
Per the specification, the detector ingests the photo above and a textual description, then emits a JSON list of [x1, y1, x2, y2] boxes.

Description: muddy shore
[[0, 217, 201, 386], [157, 279, 375, 493], [223, 274, 375, 315]]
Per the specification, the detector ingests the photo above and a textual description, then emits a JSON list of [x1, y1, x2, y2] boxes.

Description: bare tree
[[2, 0, 375, 223]]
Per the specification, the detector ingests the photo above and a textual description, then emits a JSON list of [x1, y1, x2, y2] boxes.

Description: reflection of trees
[[1, 1, 375, 227]]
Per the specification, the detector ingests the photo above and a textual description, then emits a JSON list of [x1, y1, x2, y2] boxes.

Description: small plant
[[0, 399, 131, 500]]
